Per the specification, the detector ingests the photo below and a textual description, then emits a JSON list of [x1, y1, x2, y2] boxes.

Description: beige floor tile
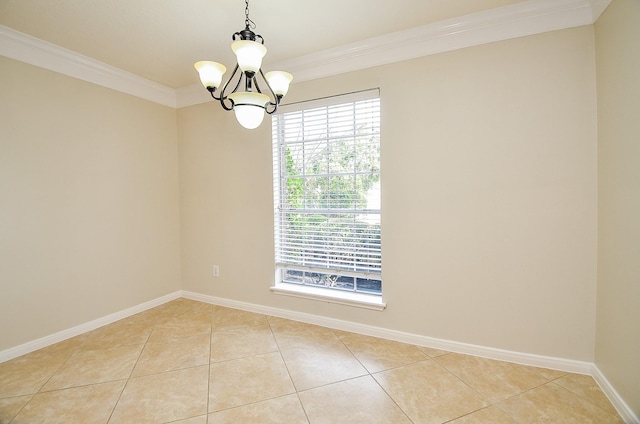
[[0, 349, 69, 397], [41, 344, 143, 391], [143, 299, 213, 325], [299, 375, 412, 424], [374, 359, 488, 424], [132, 334, 210, 377], [531, 366, 567, 381], [148, 321, 212, 343], [11, 380, 124, 424], [109, 365, 209, 423], [76, 321, 153, 351], [435, 353, 549, 402], [416, 345, 450, 358], [172, 415, 208, 424], [208, 352, 295, 412], [268, 317, 342, 350], [30, 336, 84, 359], [156, 299, 207, 317], [340, 333, 429, 373], [174, 298, 215, 313], [496, 382, 624, 423], [553, 373, 620, 415], [0, 395, 32, 424], [280, 343, 368, 391], [3, 298, 624, 424], [449, 405, 519, 423], [154, 301, 215, 327], [208, 394, 308, 424], [211, 306, 269, 330], [331, 328, 357, 339], [163, 308, 215, 326], [118, 308, 165, 328], [210, 323, 278, 362]]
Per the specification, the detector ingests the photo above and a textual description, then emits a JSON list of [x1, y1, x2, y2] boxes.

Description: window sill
[[270, 283, 386, 311]]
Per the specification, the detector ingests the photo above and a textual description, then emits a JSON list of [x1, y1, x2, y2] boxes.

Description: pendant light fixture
[[194, 0, 293, 129]]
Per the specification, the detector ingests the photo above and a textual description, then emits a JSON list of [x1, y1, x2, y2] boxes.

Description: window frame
[[270, 89, 385, 310]]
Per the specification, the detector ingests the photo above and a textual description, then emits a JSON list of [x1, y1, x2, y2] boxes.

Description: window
[[272, 90, 382, 304]]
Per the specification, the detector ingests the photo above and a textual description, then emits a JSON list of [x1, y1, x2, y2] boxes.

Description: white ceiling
[[0, 0, 527, 89]]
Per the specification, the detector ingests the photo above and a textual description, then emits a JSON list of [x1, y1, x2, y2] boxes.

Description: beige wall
[[595, 0, 640, 415], [0, 57, 182, 350], [3, 8, 636, 412], [179, 26, 598, 360]]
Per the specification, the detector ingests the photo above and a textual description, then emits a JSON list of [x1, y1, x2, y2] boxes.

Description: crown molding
[[175, 83, 212, 109], [1, 0, 610, 109], [0, 25, 176, 108], [589, 0, 613, 21], [270, 0, 598, 85]]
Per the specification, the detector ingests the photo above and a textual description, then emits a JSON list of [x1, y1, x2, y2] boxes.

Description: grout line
[[208, 393, 306, 412], [329, 328, 415, 422], [267, 316, 311, 423], [34, 342, 78, 393], [368, 372, 416, 423], [5, 298, 624, 423], [294, 373, 372, 394], [205, 305, 213, 424], [430, 355, 492, 403], [6, 393, 35, 424], [9, 342, 78, 421], [440, 405, 497, 423], [331, 329, 372, 375], [105, 317, 154, 423], [411, 357, 493, 421], [548, 381, 622, 418]]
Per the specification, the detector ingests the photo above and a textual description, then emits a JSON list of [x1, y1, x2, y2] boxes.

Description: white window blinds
[[272, 90, 381, 295]]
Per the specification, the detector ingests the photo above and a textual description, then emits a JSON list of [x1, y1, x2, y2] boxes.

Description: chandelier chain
[[244, 0, 256, 29]]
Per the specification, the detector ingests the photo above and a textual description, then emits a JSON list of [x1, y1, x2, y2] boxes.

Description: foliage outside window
[[272, 90, 381, 295]]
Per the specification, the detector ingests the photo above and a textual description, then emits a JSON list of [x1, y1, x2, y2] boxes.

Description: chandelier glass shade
[[194, 1, 293, 129]]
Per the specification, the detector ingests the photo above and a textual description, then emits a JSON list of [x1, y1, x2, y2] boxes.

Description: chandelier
[[194, 0, 293, 129]]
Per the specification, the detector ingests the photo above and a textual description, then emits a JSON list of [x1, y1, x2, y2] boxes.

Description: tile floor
[[0, 298, 624, 423]]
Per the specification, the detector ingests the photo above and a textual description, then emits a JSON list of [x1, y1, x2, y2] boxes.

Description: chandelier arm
[[219, 64, 241, 97], [265, 101, 279, 115], [221, 97, 235, 111], [207, 88, 222, 101], [220, 97, 234, 111], [216, 64, 243, 110], [258, 69, 278, 104], [258, 68, 282, 115]]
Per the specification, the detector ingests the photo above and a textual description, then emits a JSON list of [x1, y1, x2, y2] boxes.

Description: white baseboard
[[0, 291, 181, 363], [591, 364, 639, 424], [186, 290, 640, 421], [182, 290, 592, 374], [3, 290, 634, 422]]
